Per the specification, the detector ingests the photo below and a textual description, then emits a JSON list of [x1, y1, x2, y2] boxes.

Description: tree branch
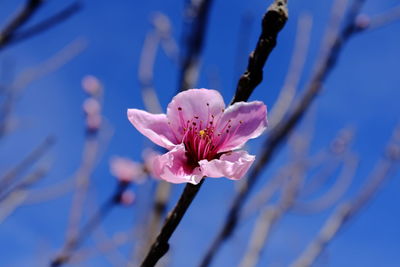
[[231, 0, 288, 104]]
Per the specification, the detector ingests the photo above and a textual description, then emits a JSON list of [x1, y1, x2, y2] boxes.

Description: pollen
[[199, 129, 206, 136]]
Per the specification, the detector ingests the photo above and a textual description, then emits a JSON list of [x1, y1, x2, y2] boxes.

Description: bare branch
[[231, 0, 288, 104], [290, 127, 400, 267], [0, 136, 54, 195], [50, 182, 130, 267], [269, 14, 312, 128], [140, 179, 205, 267], [178, 0, 214, 91], [0, 1, 81, 51], [0, 0, 43, 49]]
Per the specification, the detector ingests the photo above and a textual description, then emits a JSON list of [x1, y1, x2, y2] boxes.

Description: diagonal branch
[[0, 1, 81, 51], [290, 127, 400, 267], [0, 0, 43, 49], [231, 0, 288, 104]]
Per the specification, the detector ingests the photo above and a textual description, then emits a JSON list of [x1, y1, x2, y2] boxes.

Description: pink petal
[[215, 101, 267, 152], [166, 89, 226, 139], [153, 144, 204, 184], [127, 109, 178, 149], [199, 150, 255, 180]]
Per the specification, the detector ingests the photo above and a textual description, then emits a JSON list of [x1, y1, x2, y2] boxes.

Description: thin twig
[[0, 1, 81, 50], [0, 136, 54, 195], [269, 13, 312, 128], [178, 0, 214, 91], [0, 39, 87, 137], [0, 0, 43, 49], [290, 127, 400, 267], [50, 182, 130, 267], [7, 2, 82, 48], [0, 164, 50, 223]]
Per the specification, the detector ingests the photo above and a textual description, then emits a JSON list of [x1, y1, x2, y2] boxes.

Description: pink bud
[[120, 190, 135, 206], [86, 114, 102, 131], [83, 98, 101, 116], [82, 75, 102, 96]]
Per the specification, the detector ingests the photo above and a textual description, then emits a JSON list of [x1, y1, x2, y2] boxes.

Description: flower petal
[[215, 101, 267, 152], [153, 144, 204, 184], [199, 150, 255, 180], [127, 109, 178, 149], [167, 89, 226, 139]]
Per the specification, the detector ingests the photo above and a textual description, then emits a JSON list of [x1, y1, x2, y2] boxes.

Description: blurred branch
[[199, 1, 368, 265], [269, 14, 312, 128], [365, 5, 400, 31], [51, 181, 130, 267], [178, 0, 214, 91], [7, 2, 82, 48], [0, 164, 50, 223], [0, 136, 54, 195], [293, 152, 358, 214], [0, 162, 50, 202], [51, 79, 110, 266], [139, 12, 178, 114], [0, 39, 87, 137], [52, 178, 125, 263], [290, 127, 400, 267], [70, 230, 132, 264], [0, 1, 81, 51], [239, 165, 305, 267], [0, 0, 43, 50]]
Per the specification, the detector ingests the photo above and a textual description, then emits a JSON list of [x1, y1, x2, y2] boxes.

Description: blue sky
[[0, 0, 399, 266]]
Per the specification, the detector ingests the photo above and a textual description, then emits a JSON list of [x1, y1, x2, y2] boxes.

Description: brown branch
[[0, 1, 81, 51], [0, 0, 43, 49], [178, 0, 214, 91], [140, 179, 205, 267], [199, 0, 369, 265], [230, 0, 288, 104], [7, 2, 82, 48]]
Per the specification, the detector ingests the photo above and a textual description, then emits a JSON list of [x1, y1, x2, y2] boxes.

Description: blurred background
[[0, 0, 399, 266]]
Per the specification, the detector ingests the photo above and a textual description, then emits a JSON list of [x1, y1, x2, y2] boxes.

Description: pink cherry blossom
[[127, 89, 267, 184]]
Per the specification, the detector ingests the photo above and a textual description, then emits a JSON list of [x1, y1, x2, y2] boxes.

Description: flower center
[[173, 104, 242, 169]]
